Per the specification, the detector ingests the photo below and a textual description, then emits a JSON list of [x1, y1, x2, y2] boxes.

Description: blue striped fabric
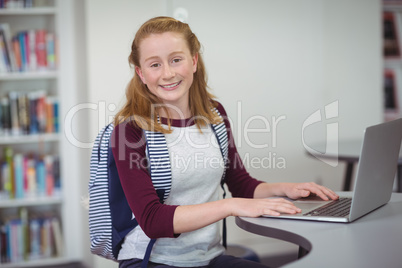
[[89, 124, 115, 259], [88, 108, 228, 261]]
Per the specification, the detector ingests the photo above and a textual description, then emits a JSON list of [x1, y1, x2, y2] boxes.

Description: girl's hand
[[229, 197, 302, 217], [283, 182, 339, 201]]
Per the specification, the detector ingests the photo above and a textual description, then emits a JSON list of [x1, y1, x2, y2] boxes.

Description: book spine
[[0, 24, 17, 72], [1, 162, 10, 199], [18, 32, 27, 72], [44, 155, 54, 196], [18, 93, 29, 135], [8, 92, 20, 136], [26, 158, 36, 198], [36, 159, 45, 197], [35, 30, 47, 70], [0, 97, 10, 135], [0, 224, 7, 263], [13, 154, 23, 199], [27, 91, 38, 134], [12, 36, 22, 72], [29, 218, 40, 260], [36, 90, 46, 133], [0, 29, 11, 72], [50, 217, 63, 256], [4, 147, 13, 199], [28, 30, 36, 71], [45, 33, 55, 70]]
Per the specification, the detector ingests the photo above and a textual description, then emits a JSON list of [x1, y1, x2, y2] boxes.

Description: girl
[[112, 16, 338, 268]]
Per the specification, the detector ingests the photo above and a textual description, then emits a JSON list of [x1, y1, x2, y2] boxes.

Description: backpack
[[88, 108, 229, 265]]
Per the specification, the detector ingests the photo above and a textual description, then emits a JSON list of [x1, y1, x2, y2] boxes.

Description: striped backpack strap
[[210, 107, 229, 248], [89, 123, 123, 261], [89, 123, 173, 263], [211, 107, 229, 188], [144, 130, 172, 202]]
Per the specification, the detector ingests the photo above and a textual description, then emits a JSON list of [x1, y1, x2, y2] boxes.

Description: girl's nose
[[162, 65, 175, 79]]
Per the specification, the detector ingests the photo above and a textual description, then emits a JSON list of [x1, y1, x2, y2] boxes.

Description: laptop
[[264, 118, 402, 223]]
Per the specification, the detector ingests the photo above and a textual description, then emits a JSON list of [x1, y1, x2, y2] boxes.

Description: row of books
[[0, 147, 60, 200], [384, 11, 401, 58], [0, 90, 58, 136], [0, 209, 63, 264], [0, 23, 57, 73], [384, 69, 401, 121], [0, 0, 33, 9]]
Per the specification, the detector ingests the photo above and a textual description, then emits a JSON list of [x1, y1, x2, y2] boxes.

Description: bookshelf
[[383, 1, 402, 121], [0, 0, 75, 267]]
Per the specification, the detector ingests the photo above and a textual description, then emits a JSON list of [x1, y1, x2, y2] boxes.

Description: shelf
[[0, 195, 62, 208], [0, 71, 58, 81], [385, 58, 402, 68], [0, 7, 56, 15], [0, 256, 71, 268], [0, 133, 59, 144]]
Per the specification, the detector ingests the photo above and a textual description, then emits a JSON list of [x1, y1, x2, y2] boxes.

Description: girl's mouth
[[160, 81, 181, 90]]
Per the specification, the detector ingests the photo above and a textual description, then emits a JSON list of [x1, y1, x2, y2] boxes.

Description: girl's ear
[[192, 53, 198, 73], [135, 66, 146, 84]]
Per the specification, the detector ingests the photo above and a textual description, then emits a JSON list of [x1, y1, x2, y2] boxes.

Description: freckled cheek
[[143, 73, 160, 88]]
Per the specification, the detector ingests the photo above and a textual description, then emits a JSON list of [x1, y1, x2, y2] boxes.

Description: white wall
[[83, 0, 381, 266]]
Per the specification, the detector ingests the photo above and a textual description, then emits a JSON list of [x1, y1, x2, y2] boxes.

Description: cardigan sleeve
[[111, 121, 178, 239], [215, 102, 264, 198]]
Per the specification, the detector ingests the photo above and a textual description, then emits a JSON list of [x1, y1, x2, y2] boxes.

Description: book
[[0, 150, 59, 200], [8, 92, 20, 136], [19, 32, 27, 71], [0, 26, 57, 72], [0, 224, 7, 263], [36, 90, 47, 133], [0, 90, 59, 136], [36, 159, 45, 197], [13, 154, 23, 199], [25, 158, 36, 198], [18, 93, 30, 135], [46, 33, 55, 70], [28, 30, 36, 71], [0, 29, 10, 72], [0, 162, 9, 199], [44, 155, 54, 196], [35, 30, 47, 70], [50, 217, 63, 256], [12, 36, 22, 71], [0, 97, 10, 135], [27, 91, 39, 134], [4, 147, 13, 199], [0, 24, 17, 72], [28, 218, 40, 260], [383, 12, 401, 58]]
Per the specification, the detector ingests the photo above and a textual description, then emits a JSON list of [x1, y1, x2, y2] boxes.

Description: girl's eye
[[150, 63, 160, 68], [172, 58, 181, 63]]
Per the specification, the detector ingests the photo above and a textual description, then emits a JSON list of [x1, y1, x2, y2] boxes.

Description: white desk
[[236, 193, 402, 268]]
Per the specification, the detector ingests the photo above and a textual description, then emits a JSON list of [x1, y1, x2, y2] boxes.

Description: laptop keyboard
[[304, 197, 352, 217]]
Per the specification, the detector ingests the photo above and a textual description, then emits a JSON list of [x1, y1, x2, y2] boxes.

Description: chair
[[225, 244, 261, 262]]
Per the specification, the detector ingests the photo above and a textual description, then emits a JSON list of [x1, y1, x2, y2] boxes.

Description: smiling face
[[135, 32, 198, 118]]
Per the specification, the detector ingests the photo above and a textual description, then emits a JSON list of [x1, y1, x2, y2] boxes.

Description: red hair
[[114, 16, 221, 133]]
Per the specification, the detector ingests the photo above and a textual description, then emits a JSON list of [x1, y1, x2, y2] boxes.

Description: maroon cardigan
[[111, 102, 262, 239]]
